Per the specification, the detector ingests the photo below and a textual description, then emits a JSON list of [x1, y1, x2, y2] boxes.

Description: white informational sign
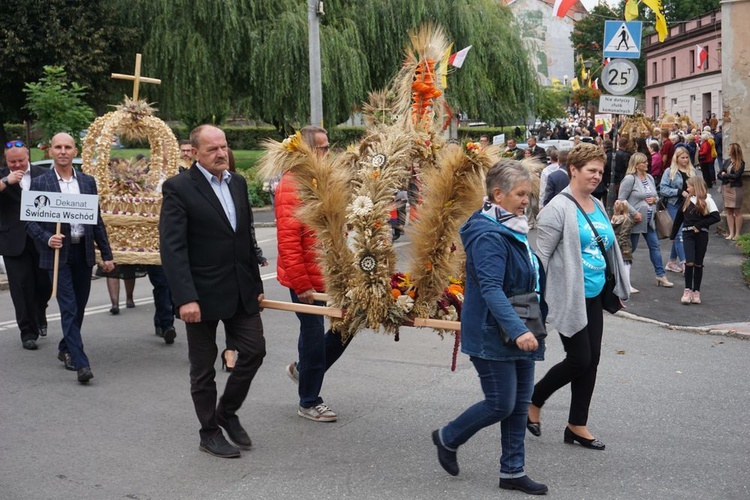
[[493, 134, 505, 145], [20, 191, 99, 225], [603, 21, 642, 59], [601, 58, 639, 96], [598, 95, 637, 115]]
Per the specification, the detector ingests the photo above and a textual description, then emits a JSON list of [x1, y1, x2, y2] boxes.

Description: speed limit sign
[[601, 58, 638, 96]]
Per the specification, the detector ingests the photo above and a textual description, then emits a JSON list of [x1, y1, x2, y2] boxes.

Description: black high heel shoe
[[110, 305, 119, 315], [221, 350, 234, 372], [526, 418, 541, 437], [564, 426, 605, 450]]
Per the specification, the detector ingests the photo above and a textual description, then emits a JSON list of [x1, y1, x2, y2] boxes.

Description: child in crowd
[[611, 200, 637, 293], [669, 176, 721, 304]]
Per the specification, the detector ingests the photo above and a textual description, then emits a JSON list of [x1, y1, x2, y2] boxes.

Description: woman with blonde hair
[[669, 176, 721, 304], [717, 143, 745, 240], [660, 147, 697, 273], [618, 152, 672, 287]]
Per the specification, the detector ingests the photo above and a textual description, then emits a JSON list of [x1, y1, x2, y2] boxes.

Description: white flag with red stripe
[[552, 0, 578, 18], [695, 45, 708, 69], [448, 46, 473, 68]]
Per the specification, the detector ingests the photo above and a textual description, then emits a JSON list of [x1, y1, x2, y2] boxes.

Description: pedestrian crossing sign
[[603, 21, 642, 59]]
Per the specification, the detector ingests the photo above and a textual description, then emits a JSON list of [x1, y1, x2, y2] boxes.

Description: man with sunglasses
[[275, 126, 352, 423], [1, 141, 52, 350], [26, 133, 115, 384]]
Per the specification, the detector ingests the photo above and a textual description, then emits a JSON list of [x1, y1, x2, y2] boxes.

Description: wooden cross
[[111, 53, 161, 101]]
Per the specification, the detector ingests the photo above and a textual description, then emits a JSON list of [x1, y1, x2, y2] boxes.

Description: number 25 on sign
[[601, 59, 638, 96]]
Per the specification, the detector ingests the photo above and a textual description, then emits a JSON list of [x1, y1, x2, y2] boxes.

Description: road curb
[[616, 310, 750, 341]]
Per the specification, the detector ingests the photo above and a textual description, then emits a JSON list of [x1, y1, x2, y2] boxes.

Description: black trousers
[[683, 230, 709, 291], [3, 237, 51, 342], [185, 305, 265, 440], [531, 293, 604, 426]]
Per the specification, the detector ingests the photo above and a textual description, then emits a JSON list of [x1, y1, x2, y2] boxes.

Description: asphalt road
[[1, 226, 748, 499]]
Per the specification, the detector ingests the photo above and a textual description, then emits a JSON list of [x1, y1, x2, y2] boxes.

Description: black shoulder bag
[[561, 193, 623, 314]]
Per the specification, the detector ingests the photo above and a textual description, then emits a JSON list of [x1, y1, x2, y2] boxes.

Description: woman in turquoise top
[[527, 143, 629, 452]]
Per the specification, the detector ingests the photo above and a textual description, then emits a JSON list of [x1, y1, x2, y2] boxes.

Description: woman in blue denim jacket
[[660, 147, 697, 273], [432, 160, 548, 496]]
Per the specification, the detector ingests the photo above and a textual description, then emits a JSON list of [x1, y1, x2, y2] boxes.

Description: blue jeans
[[631, 227, 666, 277], [666, 202, 685, 263], [146, 266, 174, 328], [290, 290, 351, 408], [51, 243, 92, 369], [440, 357, 535, 478]]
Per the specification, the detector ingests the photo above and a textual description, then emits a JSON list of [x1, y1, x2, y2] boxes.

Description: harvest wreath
[[81, 98, 180, 264], [258, 25, 499, 360]]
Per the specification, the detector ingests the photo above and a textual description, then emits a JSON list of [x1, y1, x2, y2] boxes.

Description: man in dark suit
[[160, 125, 266, 459], [526, 136, 547, 164], [1, 141, 52, 350], [26, 133, 115, 383]]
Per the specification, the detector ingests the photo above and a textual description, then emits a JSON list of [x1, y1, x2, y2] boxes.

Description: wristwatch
[[0, 176, 8, 186]]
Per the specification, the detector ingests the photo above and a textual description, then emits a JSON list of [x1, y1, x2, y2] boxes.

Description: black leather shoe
[[22, 339, 38, 350], [217, 412, 252, 449], [77, 366, 94, 384], [526, 418, 541, 437], [57, 351, 76, 371], [431, 430, 459, 476], [199, 435, 241, 458], [499, 475, 549, 495], [564, 427, 605, 450], [38, 325, 48, 337], [161, 326, 176, 345]]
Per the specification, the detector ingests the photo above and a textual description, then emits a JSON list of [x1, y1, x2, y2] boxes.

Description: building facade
[[503, 0, 587, 86], [643, 10, 722, 125]]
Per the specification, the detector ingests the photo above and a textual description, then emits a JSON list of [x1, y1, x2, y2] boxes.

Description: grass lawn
[[29, 148, 265, 171]]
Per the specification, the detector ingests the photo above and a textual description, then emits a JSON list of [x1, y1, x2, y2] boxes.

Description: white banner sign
[[20, 191, 99, 225], [598, 95, 636, 115]]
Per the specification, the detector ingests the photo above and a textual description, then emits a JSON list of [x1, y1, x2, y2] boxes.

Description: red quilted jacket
[[274, 172, 325, 293]]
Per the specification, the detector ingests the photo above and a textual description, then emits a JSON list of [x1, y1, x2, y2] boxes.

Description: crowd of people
[[493, 116, 735, 304], [0, 117, 742, 494]]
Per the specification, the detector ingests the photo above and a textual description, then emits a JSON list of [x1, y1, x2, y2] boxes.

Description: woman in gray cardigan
[[527, 143, 629, 451], [618, 152, 673, 287]]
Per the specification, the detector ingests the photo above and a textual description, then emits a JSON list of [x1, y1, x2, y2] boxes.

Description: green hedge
[[4, 123, 28, 142], [5, 123, 524, 149], [456, 126, 526, 142]]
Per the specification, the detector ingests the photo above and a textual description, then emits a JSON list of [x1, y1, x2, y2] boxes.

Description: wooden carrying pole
[[259, 297, 461, 332], [51, 222, 61, 297]]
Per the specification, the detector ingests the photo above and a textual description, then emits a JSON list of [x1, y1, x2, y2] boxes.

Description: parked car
[[31, 158, 84, 171]]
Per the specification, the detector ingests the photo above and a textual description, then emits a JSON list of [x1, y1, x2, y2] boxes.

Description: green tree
[[0, 0, 137, 143], [660, 0, 720, 22], [23, 66, 95, 145], [130, 0, 535, 131]]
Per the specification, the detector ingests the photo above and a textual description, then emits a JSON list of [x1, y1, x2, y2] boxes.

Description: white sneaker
[[665, 261, 682, 273], [298, 403, 337, 422], [285, 362, 299, 385]]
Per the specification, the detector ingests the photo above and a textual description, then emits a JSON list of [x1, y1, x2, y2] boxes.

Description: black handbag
[[562, 194, 623, 314], [468, 265, 547, 347], [505, 291, 547, 345]]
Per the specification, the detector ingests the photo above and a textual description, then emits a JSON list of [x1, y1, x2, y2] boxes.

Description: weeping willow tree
[[120, 0, 535, 129], [126, 0, 257, 127]]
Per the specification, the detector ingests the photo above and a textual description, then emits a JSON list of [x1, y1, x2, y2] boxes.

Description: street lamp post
[[308, 0, 324, 127], [528, 92, 535, 139]]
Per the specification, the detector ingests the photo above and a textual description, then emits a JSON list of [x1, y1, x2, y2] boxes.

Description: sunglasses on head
[[5, 141, 25, 149]]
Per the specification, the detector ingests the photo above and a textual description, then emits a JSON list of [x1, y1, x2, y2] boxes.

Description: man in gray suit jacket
[[26, 133, 115, 384], [0, 141, 52, 350], [160, 125, 266, 459]]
